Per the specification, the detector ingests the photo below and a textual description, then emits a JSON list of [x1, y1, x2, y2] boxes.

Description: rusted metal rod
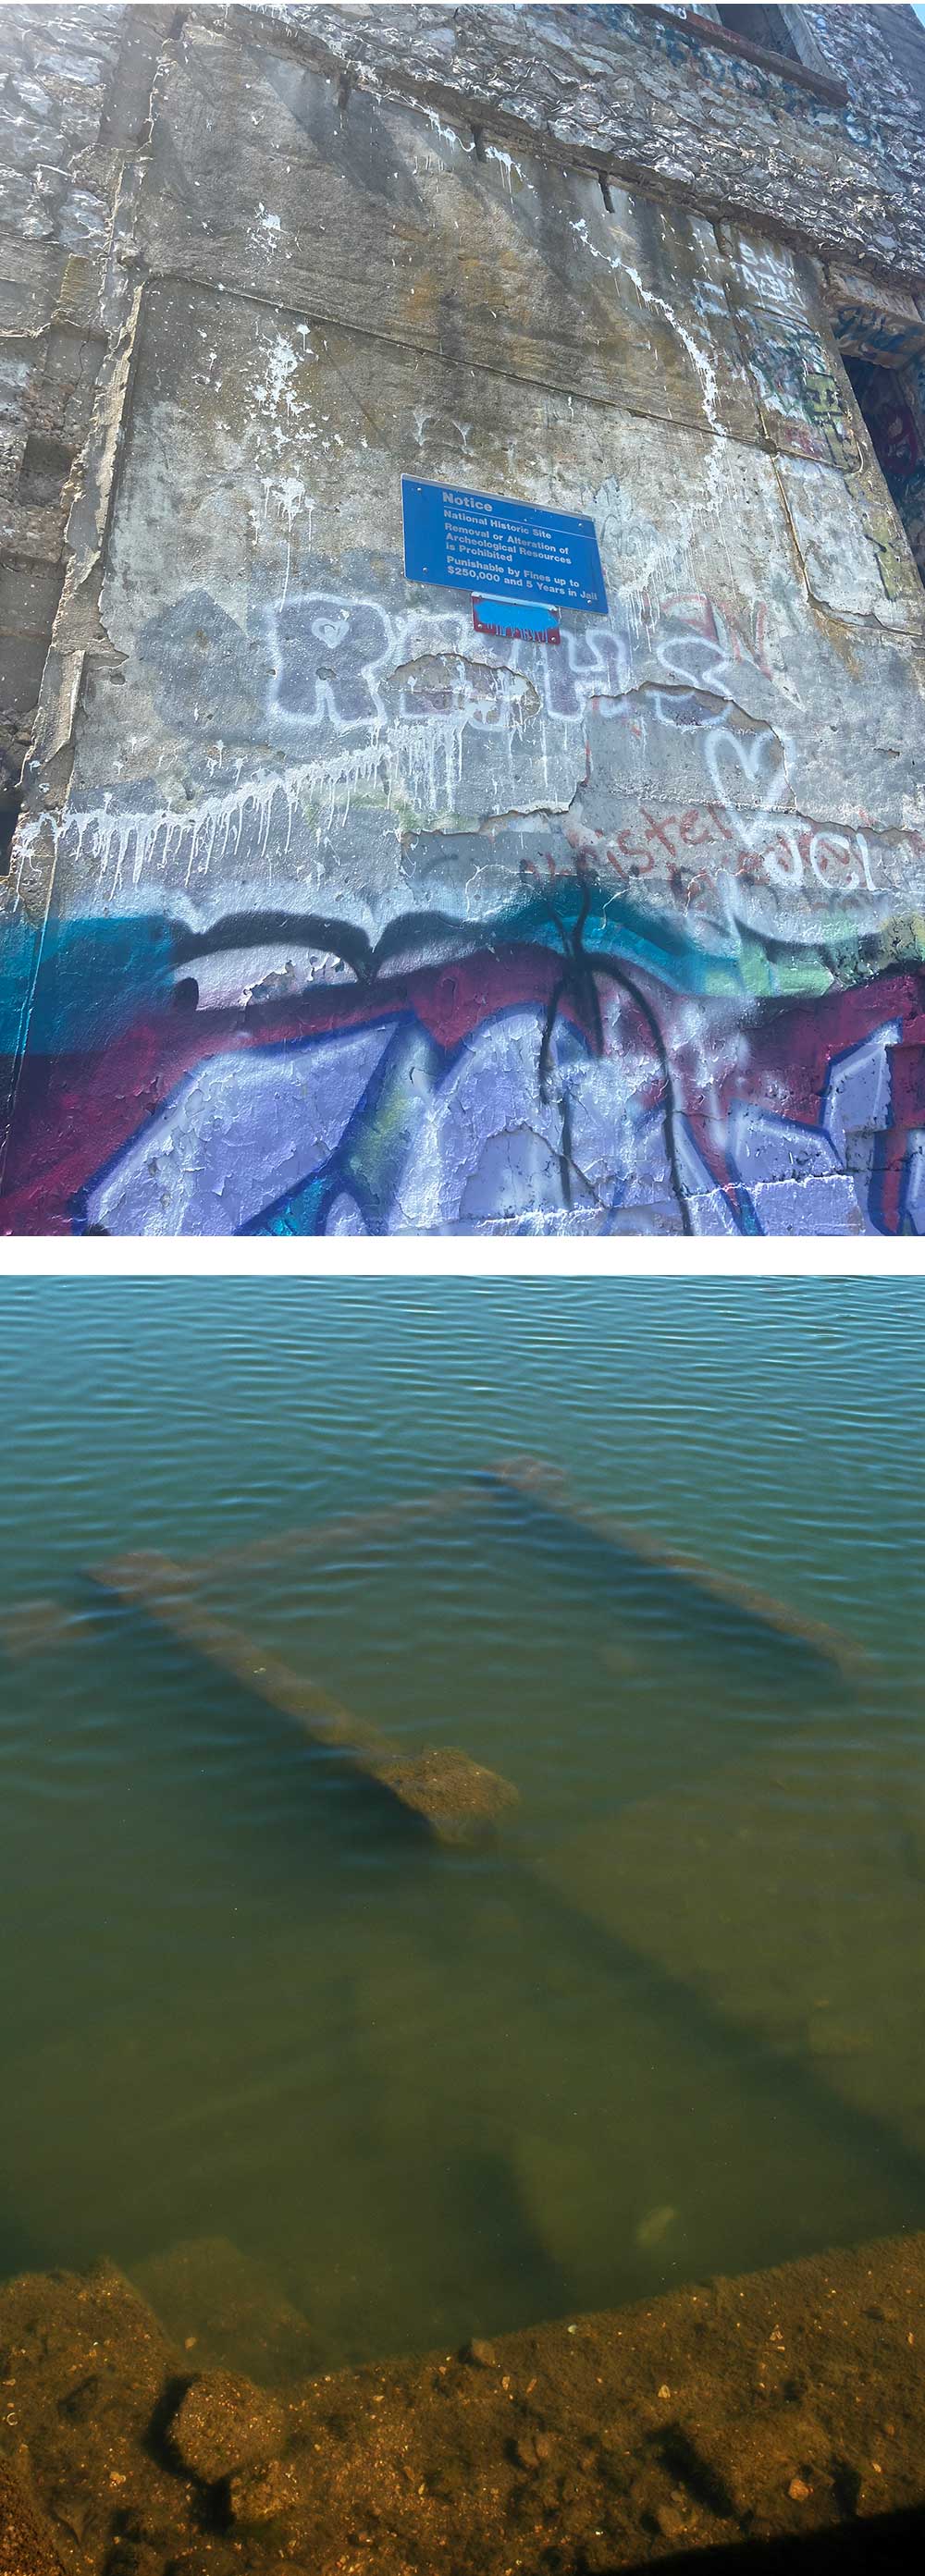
[[91, 1547, 518, 1846], [485, 1455, 870, 1682]]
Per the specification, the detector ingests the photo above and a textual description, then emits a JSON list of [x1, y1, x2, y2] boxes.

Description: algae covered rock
[[168, 2371, 285, 2484]]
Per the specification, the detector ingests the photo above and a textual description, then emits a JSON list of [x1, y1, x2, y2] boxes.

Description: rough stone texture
[[222, 2457, 299, 2525], [0, 2463, 65, 2576], [231, 4, 925, 277], [1, 2236, 925, 2572], [0, 7, 168, 781], [382, 1745, 521, 1839], [167, 2372, 285, 2485], [2, 4, 925, 1234], [0, 2261, 180, 2569]]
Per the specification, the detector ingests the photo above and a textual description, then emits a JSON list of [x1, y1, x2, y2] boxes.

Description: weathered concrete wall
[[3, 3, 925, 1233], [0, 6, 166, 791]]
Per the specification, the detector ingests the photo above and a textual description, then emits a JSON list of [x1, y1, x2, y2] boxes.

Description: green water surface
[[1, 1278, 922, 2371]]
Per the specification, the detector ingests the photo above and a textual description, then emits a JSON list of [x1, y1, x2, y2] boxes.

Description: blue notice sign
[[401, 476, 608, 615]]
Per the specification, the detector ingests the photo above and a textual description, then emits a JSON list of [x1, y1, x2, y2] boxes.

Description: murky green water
[[1, 1278, 923, 2373]]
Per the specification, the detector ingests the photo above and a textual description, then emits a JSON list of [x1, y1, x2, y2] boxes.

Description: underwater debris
[[167, 2371, 284, 2486], [635, 2203, 678, 2250], [129, 2237, 317, 2387]]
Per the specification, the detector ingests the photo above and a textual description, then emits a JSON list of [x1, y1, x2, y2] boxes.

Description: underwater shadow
[[612, 2501, 925, 2574]]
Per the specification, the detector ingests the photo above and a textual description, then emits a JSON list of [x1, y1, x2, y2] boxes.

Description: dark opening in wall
[[714, 6, 802, 64], [844, 353, 925, 589], [17, 434, 74, 509]]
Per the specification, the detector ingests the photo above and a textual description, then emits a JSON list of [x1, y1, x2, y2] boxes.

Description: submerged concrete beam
[[185, 1481, 485, 1580], [1, 1486, 484, 1653], [92, 1547, 518, 1846], [486, 1454, 870, 1682]]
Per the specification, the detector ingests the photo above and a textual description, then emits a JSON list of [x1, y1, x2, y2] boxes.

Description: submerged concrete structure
[[3, 1, 925, 1234]]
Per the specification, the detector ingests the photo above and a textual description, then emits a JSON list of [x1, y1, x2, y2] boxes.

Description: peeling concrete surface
[[3, 3, 925, 1233]]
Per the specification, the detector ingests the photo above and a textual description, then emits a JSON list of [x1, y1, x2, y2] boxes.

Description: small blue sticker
[[473, 596, 561, 644]]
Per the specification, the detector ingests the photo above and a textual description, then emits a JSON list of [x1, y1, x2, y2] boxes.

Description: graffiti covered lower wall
[[3, 4, 925, 1234]]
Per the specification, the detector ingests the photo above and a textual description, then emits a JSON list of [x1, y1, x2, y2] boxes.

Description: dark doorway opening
[[843, 351, 925, 590]]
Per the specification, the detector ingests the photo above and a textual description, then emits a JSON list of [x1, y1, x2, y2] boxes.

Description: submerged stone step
[[0, 1594, 77, 1659]]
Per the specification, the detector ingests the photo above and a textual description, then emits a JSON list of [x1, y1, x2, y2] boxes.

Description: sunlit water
[[1, 1279, 923, 2374]]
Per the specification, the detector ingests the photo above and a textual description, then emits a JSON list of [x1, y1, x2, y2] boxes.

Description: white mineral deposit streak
[[486, 143, 524, 198], [570, 222, 722, 435], [31, 747, 379, 902], [262, 480, 314, 604], [569, 216, 727, 623], [31, 707, 491, 904], [422, 104, 474, 153], [254, 332, 303, 438]]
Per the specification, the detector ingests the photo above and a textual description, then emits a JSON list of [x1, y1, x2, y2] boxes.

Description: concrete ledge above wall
[[218, 3, 925, 284]]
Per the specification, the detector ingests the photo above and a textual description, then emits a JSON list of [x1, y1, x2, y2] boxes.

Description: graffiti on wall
[[613, 4, 876, 149], [832, 301, 925, 367], [735, 313, 860, 469], [3, 575, 924, 1238], [2, 902, 922, 1237]]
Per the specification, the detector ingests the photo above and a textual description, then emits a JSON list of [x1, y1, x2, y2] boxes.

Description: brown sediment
[[91, 1549, 518, 1846], [0, 2461, 65, 2574], [2, 2232, 925, 2573], [487, 1456, 870, 1682]]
